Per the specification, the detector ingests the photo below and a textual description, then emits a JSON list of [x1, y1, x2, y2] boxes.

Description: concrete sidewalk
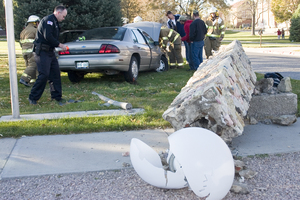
[[0, 108, 145, 122], [1, 119, 300, 179]]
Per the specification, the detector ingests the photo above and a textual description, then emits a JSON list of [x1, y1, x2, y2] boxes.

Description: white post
[[5, 0, 20, 119]]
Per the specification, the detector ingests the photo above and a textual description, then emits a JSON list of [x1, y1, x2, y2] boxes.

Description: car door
[[141, 30, 161, 69], [131, 29, 151, 70]]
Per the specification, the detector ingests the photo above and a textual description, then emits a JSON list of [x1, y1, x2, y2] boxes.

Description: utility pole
[[5, 0, 20, 119]]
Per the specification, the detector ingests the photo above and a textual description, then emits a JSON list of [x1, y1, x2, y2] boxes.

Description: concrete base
[[247, 93, 298, 121]]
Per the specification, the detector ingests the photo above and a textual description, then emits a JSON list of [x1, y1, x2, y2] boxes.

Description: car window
[[131, 30, 138, 43], [77, 27, 126, 41], [132, 29, 146, 44], [141, 31, 154, 45], [59, 30, 85, 43]]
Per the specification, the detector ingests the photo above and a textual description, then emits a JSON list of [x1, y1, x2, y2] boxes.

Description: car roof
[[123, 21, 162, 42]]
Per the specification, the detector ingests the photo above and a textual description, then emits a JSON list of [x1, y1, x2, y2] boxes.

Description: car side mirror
[[154, 41, 159, 46]]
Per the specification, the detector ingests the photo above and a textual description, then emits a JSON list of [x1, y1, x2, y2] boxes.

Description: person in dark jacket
[[28, 5, 68, 105], [166, 11, 185, 37], [179, 15, 195, 70], [189, 10, 207, 70]]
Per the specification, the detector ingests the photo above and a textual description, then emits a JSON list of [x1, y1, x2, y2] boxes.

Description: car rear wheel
[[124, 56, 139, 82], [156, 56, 169, 72], [68, 71, 85, 83]]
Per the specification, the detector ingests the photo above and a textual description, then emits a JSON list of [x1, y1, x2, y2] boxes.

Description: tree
[[289, 4, 300, 42], [234, 0, 267, 35], [0, 0, 6, 30], [176, 0, 229, 18], [14, 0, 122, 39], [120, 0, 140, 23], [271, 0, 300, 23], [14, 0, 60, 39], [62, 0, 122, 30]]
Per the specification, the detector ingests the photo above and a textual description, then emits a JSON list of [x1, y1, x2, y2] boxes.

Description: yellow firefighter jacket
[[20, 23, 37, 55], [205, 16, 225, 39], [159, 27, 181, 49]]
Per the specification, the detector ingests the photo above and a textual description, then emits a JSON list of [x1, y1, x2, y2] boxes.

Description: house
[[228, 0, 288, 31], [229, 0, 252, 28]]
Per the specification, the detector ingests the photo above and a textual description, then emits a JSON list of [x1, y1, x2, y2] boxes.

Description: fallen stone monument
[[162, 40, 256, 142]]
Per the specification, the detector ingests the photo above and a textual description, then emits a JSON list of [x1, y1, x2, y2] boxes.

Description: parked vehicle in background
[[57, 22, 168, 83]]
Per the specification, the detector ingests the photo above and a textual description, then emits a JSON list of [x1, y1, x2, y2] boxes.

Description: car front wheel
[[124, 56, 139, 83], [67, 71, 85, 83], [156, 56, 169, 72]]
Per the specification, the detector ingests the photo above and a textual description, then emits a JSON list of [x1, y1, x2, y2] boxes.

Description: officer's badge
[[47, 21, 53, 26]]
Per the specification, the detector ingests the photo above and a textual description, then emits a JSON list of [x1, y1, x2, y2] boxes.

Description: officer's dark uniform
[[29, 14, 62, 102]]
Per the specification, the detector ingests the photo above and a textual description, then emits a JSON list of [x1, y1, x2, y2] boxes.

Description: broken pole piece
[[92, 91, 132, 110]]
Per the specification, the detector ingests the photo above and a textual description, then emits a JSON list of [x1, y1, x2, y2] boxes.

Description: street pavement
[[244, 46, 300, 57], [1, 46, 300, 180]]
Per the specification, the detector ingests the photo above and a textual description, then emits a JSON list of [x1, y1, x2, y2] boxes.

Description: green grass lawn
[[224, 30, 300, 48], [0, 53, 194, 137], [0, 33, 299, 138]]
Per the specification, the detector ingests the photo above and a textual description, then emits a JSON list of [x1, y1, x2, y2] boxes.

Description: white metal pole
[[5, 0, 20, 119]]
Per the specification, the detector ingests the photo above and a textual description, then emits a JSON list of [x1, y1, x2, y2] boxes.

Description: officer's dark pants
[[29, 50, 62, 101]]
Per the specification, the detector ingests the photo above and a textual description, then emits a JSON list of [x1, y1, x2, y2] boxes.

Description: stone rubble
[[247, 75, 297, 125], [231, 159, 257, 195], [163, 40, 256, 142], [271, 115, 297, 126], [278, 77, 292, 93], [239, 168, 258, 179], [230, 180, 250, 194]]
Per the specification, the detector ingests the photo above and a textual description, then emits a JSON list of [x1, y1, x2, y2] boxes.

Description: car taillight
[[59, 50, 70, 55], [99, 44, 120, 53], [59, 46, 70, 55]]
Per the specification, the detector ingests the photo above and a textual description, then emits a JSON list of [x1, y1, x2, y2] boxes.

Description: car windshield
[[77, 27, 126, 41]]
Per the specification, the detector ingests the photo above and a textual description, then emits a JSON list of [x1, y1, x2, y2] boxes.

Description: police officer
[[159, 27, 184, 69], [28, 5, 68, 105], [204, 7, 226, 59], [19, 15, 40, 87]]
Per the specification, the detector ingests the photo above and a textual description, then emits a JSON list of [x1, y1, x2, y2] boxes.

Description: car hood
[[124, 22, 162, 42]]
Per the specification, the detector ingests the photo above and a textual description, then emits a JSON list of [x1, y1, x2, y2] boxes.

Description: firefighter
[[204, 7, 226, 59], [159, 27, 184, 69], [19, 15, 40, 87]]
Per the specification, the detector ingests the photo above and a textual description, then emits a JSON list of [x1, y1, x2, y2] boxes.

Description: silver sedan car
[[57, 22, 168, 83]]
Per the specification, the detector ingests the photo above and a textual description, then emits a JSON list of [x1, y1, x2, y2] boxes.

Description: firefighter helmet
[[209, 7, 218, 14], [133, 16, 143, 23], [27, 15, 40, 23]]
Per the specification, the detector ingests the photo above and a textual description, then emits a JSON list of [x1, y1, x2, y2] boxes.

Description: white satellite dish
[[130, 127, 234, 199]]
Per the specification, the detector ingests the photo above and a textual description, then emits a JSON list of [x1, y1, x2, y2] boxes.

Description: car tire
[[68, 71, 85, 83], [124, 56, 139, 83], [156, 55, 169, 72]]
